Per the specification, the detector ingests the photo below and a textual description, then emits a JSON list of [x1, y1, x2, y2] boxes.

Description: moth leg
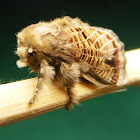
[[65, 88, 80, 111], [30, 77, 42, 104], [30, 59, 55, 104], [60, 62, 80, 110]]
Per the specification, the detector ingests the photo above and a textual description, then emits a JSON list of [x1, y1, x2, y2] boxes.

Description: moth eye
[[28, 48, 36, 57], [29, 51, 36, 57], [29, 52, 34, 56]]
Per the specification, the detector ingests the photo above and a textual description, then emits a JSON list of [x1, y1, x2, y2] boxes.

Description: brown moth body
[[16, 16, 127, 110]]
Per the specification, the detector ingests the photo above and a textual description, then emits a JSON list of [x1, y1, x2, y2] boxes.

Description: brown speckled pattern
[[65, 26, 126, 85]]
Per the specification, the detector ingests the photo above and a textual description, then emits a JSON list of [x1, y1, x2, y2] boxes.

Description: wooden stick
[[0, 49, 140, 127]]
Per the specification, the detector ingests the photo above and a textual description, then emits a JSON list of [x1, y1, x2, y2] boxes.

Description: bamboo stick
[[0, 49, 140, 127]]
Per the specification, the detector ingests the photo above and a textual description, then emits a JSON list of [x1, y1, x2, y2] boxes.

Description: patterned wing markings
[[64, 26, 126, 85]]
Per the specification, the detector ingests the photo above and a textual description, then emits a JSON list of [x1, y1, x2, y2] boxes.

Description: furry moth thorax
[[16, 16, 88, 72]]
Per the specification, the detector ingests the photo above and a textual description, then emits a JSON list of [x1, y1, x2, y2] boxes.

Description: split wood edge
[[0, 48, 140, 127]]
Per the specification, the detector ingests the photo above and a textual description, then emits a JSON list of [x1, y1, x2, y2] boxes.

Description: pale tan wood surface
[[0, 49, 140, 127]]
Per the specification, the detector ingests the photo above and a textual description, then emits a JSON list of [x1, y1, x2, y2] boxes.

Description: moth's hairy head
[[16, 21, 60, 68]]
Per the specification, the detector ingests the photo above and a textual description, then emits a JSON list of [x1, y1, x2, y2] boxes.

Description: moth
[[16, 16, 127, 110]]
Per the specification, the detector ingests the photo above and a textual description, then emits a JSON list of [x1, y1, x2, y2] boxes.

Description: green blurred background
[[0, 0, 140, 139]]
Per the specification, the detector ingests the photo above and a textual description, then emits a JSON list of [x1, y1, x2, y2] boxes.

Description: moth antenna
[[28, 68, 34, 74]]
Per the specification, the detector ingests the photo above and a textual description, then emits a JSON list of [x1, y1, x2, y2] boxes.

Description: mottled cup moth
[[16, 16, 127, 110]]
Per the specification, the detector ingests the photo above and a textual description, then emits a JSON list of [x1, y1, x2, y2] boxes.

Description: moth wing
[[64, 26, 127, 86]]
